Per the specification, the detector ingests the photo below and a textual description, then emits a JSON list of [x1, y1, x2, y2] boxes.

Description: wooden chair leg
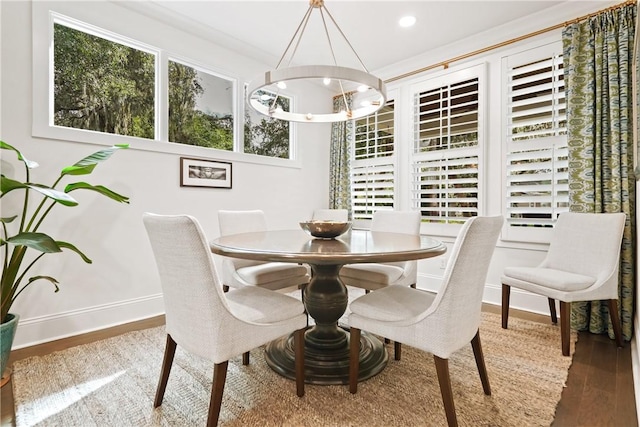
[[410, 283, 417, 289], [207, 361, 228, 427], [548, 298, 558, 324], [608, 299, 624, 348], [349, 327, 361, 394], [365, 289, 371, 294], [559, 301, 571, 356], [242, 352, 250, 365], [434, 355, 458, 427], [470, 331, 491, 395], [222, 285, 229, 293], [394, 341, 402, 361], [501, 284, 511, 329], [154, 334, 177, 407], [294, 328, 305, 397]]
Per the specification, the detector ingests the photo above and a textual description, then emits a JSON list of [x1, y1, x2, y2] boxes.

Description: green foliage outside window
[[54, 24, 155, 139]]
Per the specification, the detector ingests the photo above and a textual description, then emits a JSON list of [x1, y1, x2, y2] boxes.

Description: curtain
[[329, 93, 353, 216], [563, 3, 637, 341]]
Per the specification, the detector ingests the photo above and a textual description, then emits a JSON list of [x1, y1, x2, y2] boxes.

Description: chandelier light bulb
[[323, 77, 331, 85], [276, 81, 287, 89]]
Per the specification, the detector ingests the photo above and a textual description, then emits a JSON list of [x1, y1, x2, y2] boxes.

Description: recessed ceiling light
[[399, 15, 416, 28]]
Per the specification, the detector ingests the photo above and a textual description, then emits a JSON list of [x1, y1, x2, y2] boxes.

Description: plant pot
[[1, 313, 19, 387]]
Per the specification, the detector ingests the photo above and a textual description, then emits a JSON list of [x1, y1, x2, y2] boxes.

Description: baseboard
[[633, 315, 640, 426], [418, 274, 552, 316], [12, 294, 165, 349]]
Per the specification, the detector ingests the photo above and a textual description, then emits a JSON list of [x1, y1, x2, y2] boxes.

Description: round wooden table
[[210, 228, 446, 385]]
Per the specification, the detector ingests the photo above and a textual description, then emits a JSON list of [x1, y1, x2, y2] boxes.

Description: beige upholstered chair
[[348, 216, 503, 427], [143, 213, 306, 427], [217, 210, 310, 292], [340, 210, 421, 291], [501, 212, 626, 356], [312, 208, 349, 222]]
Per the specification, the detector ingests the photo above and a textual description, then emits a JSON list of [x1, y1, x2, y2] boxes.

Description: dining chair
[[312, 208, 349, 222], [348, 216, 503, 427], [340, 210, 421, 292], [501, 212, 626, 356], [217, 210, 310, 293], [143, 213, 306, 427]]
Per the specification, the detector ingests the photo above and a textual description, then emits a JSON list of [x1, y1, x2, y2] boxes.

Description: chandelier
[[246, 0, 387, 123]]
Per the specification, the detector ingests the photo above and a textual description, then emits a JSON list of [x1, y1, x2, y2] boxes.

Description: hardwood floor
[[1, 309, 636, 427]]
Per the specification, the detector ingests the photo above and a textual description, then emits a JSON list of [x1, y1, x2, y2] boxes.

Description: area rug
[[12, 305, 576, 427]]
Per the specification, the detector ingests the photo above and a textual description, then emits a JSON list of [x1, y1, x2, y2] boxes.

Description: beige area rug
[[12, 296, 577, 426]]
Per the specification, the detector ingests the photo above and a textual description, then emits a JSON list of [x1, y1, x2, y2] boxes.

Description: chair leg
[[242, 352, 250, 365], [154, 334, 177, 407], [470, 330, 491, 395], [222, 285, 229, 293], [501, 284, 510, 329], [608, 299, 624, 348], [559, 301, 571, 356], [349, 327, 361, 394], [410, 283, 417, 289], [294, 328, 305, 397], [365, 289, 371, 294], [548, 298, 558, 324], [394, 341, 402, 361], [434, 355, 458, 427], [207, 361, 228, 427]]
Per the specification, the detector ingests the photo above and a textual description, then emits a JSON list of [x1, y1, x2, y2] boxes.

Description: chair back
[[429, 216, 503, 351], [543, 212, 626, 286], [312, 209, 348, 222], [143, 213, 232, 360], [218, 210, 267, 270], [371, 210, 420, 234], [372, 211, 421, 269]]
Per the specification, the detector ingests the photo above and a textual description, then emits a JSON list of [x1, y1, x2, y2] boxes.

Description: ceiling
[[132, 0, 613, 72]]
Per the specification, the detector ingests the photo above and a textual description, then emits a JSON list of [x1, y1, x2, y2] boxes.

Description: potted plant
[[0, 141, 129, 385]]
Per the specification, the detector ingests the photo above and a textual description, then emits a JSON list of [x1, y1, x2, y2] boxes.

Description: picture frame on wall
[[180, 157, 232, 189]]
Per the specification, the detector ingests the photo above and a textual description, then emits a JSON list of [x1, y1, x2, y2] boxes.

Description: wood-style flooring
[[1, 308, 637, 427]]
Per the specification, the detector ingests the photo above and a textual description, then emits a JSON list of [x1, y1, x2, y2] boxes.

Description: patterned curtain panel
[[329, 93, 353, 216], [563, 4, 637, 341]]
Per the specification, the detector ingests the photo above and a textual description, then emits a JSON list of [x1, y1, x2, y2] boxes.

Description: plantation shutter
[[410, 65, 484, 233], [351, 100, 395, 220], [503, 42, 568, 242]]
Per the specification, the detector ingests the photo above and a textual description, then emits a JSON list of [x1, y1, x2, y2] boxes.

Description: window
[[168, 59, 234, 150], [351, 99, 395, 220], [410, 65, 484, 233], [503, 42, 568, 242], [244, 89, 291, 158], [42, 12, 295, 162], [53, 22, 155, 139]]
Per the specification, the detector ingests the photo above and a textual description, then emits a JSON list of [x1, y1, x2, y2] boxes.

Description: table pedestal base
[[265, 325, 388, 385]]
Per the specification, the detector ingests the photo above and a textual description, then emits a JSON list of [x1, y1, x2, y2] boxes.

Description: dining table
[[210, 228, 446, 385]]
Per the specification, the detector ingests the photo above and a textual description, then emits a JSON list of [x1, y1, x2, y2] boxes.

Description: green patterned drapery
[[563, 3, 637, 341], [329, 93, 353, 217]]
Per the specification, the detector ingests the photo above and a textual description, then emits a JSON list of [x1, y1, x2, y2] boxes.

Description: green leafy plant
[[0, 141, 129, 323]]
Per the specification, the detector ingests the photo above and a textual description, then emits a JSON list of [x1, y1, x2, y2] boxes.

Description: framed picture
[[180, 157, 232, 189]]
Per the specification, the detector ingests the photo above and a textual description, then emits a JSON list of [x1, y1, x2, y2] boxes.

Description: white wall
[[1, 0, 331, 348]]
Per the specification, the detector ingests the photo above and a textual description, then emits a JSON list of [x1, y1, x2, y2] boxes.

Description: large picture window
[[53, 22, 155, 139], [168, 60, 234, 150], [244, 89, 291, 158]]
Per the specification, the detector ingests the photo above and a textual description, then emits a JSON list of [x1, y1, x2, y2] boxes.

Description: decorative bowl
[[300, 220, 351, 239]]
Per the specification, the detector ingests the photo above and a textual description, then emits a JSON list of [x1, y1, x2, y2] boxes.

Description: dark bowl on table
[[300, 220, 351, 239]]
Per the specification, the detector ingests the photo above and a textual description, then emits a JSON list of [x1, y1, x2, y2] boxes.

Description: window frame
[[408, 63, 487, 237], [32, 6, 301, 168]]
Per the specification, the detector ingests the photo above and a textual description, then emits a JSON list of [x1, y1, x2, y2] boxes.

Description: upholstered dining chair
[[143, 213, 306, 427], [348, 216, 503, 427], [501, 212, 626, 356], [217, 210, 310, 293], [312, 208, 349, 222], [340, 210, 421, 292]]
